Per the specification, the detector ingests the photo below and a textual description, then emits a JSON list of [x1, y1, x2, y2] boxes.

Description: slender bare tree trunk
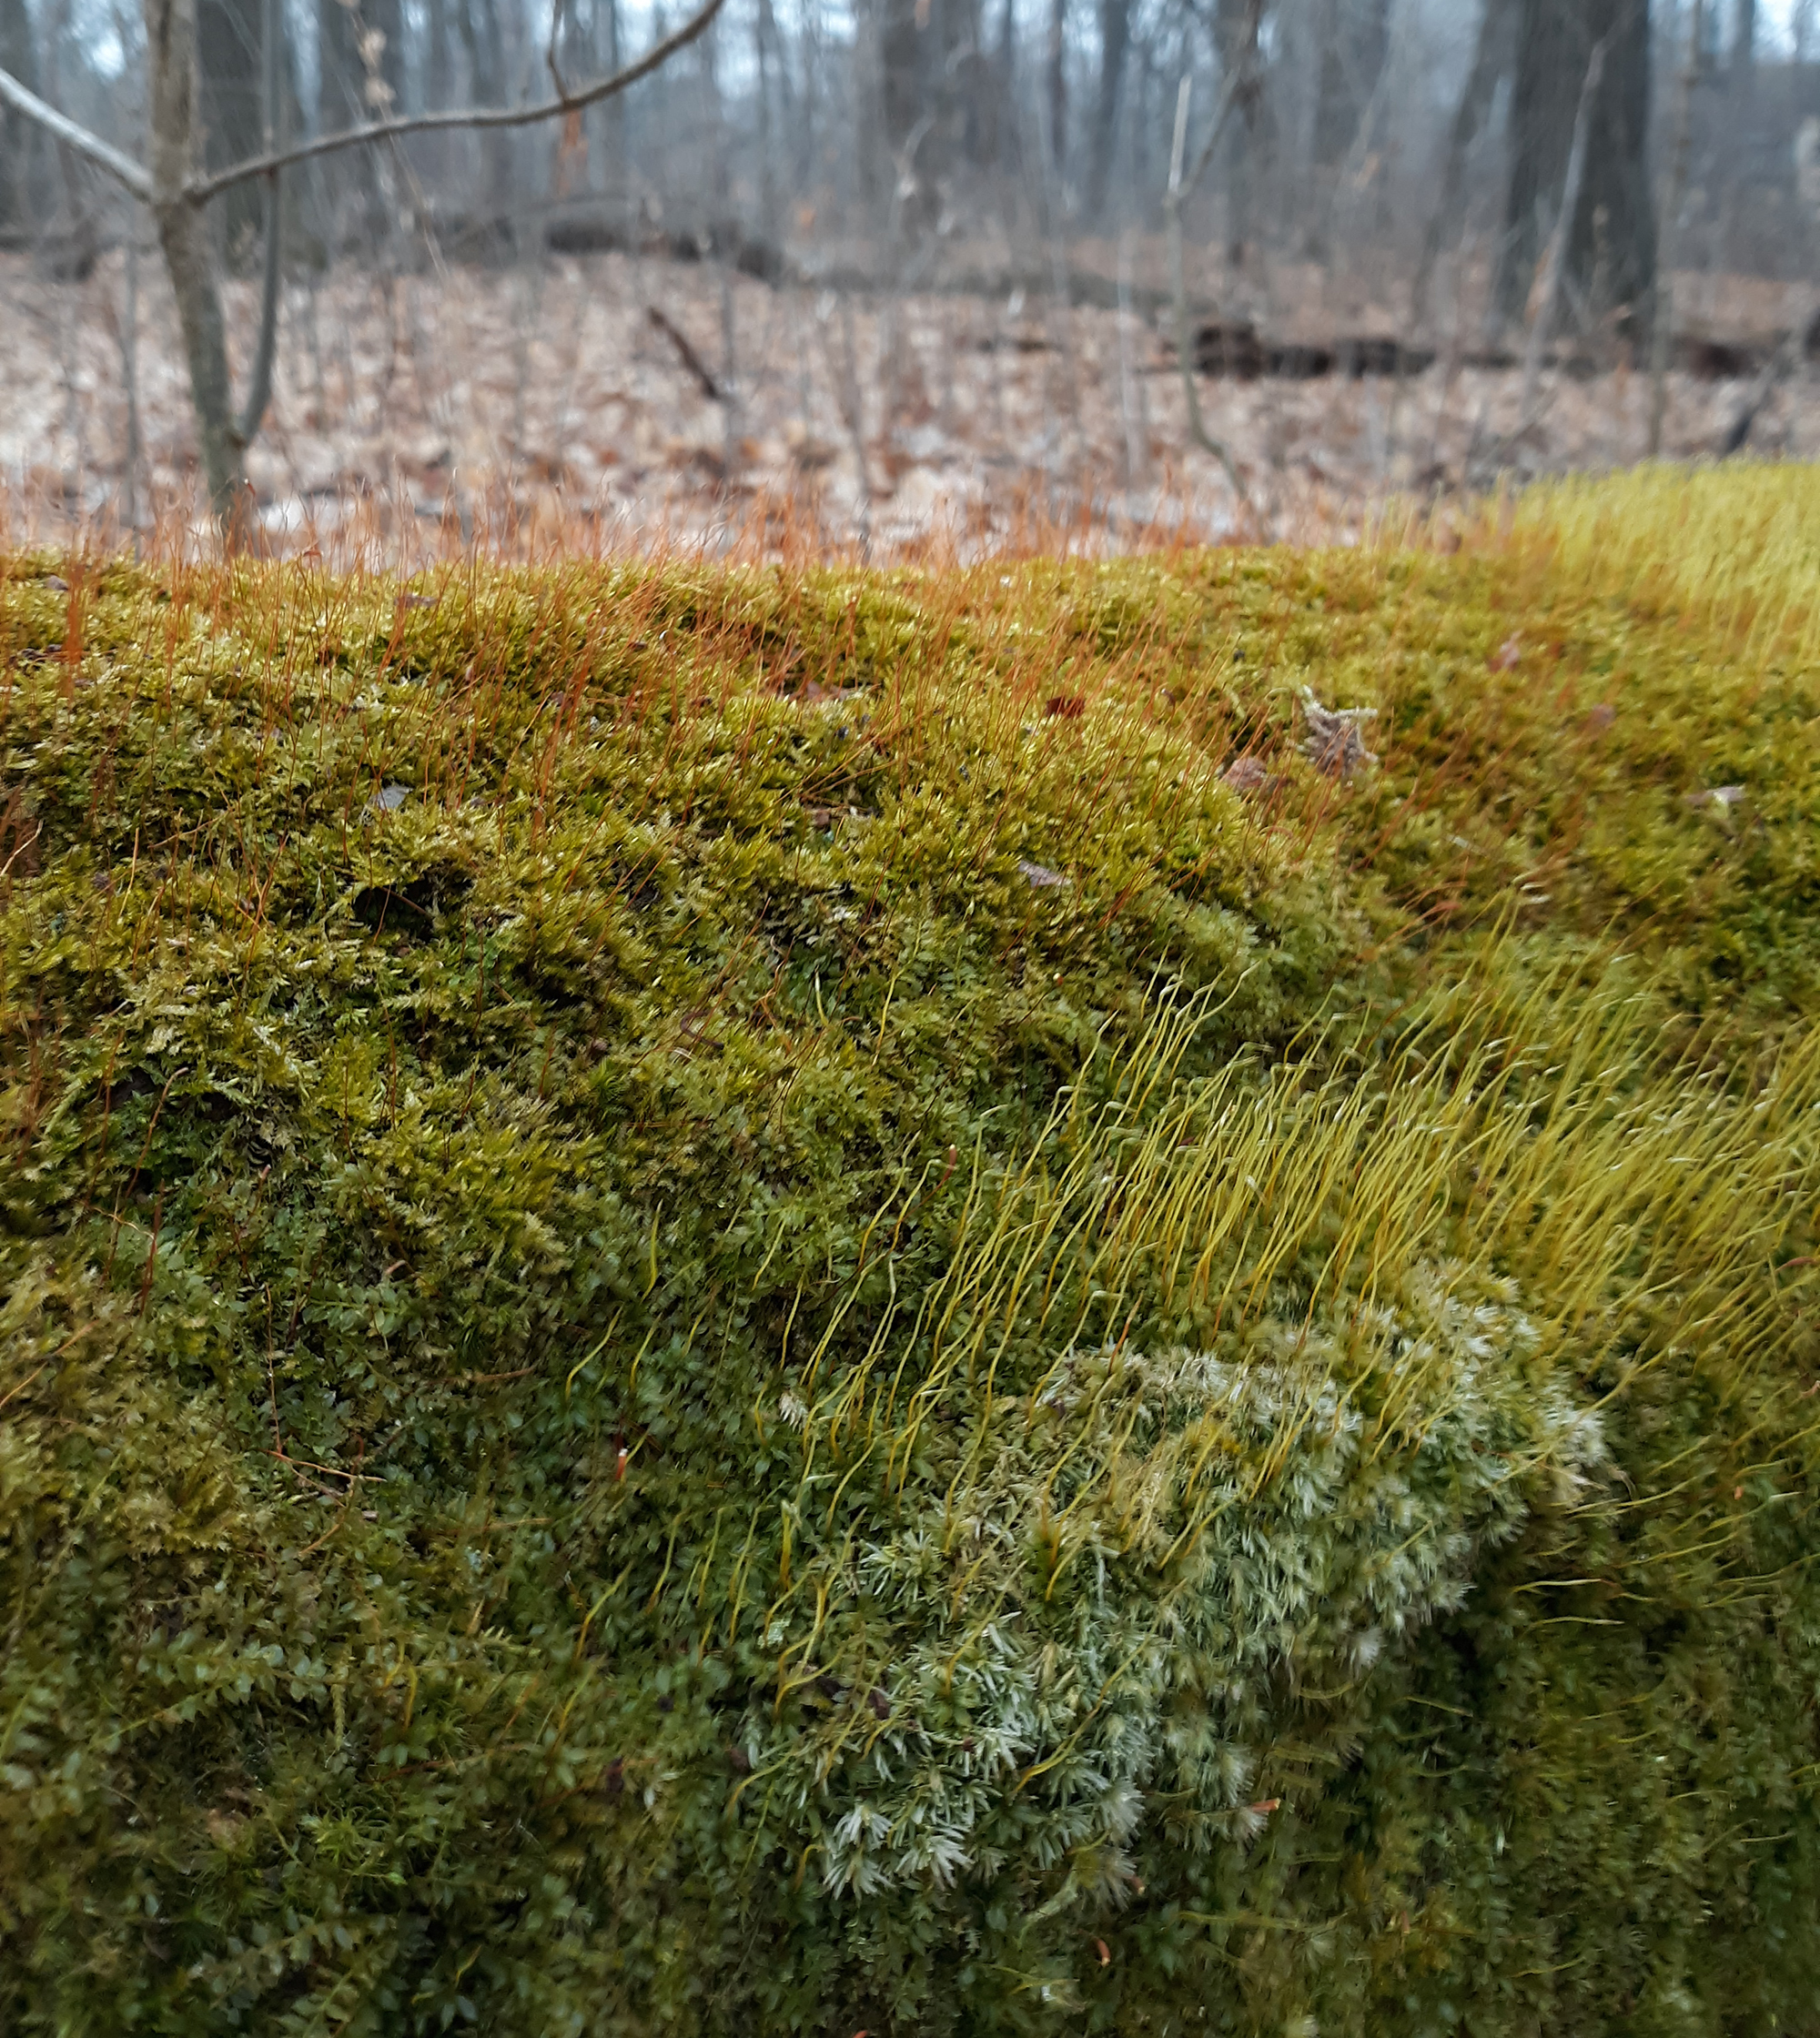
[[1085, 0, 1129, 220], [1649, 0, 1703, 456], [198, 0, 263, 254], [0, 0, 38, 229], [147, 0, 243, 522], [1046, 0, 1067, 187]]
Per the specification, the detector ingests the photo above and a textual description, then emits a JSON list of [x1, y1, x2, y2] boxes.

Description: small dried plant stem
[[1650, 0, 1704, 458], [1165, 73, 1248, 504]]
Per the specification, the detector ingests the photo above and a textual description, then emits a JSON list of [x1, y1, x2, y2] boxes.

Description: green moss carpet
[[3, 469, 1818, 2034]]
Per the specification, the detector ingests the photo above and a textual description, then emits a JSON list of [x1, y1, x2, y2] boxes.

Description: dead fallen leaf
[[1045, 694, 1085, 719], [1490, 632, 1522, 671], [1018, 859, 1068, 888], [1585, 702, 1617, 731], [1221, 753, 1269, 792]]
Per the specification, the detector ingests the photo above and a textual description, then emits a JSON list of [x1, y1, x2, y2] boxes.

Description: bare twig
[[0, 64, 152, 197], [183, 0, 729, 206], [647, 305, 723, 400]]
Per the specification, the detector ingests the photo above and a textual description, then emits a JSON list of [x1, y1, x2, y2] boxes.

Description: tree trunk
[[454, 0, 511, 217], [0, 0, 38, 229], [1732, 0, 1755, 69], [317, 0, 403, 243], [1314, 0, 1390, 166], [198, 0, 264, 255], [1411, 0, 1517, 327], [1213, 0, 1268, 269], [1084, 0, 1129, 220], [146, 0, 243, 523], [1046, 0, 1067, 186], [874, 0, 921, 212], [1500, 0, 1654, 340]]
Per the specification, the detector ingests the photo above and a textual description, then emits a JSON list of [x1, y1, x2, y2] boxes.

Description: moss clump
[[3, 471, 1818, 2036]]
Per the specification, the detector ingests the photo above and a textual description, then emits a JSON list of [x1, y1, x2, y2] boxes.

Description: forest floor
[[3, 241, 1818, 562]]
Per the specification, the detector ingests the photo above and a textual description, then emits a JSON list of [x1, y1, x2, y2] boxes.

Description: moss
[[2, 469, 1818, 2034]]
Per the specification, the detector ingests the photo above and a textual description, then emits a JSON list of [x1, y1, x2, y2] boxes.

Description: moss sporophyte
[[2, 469, 1818, 2033]]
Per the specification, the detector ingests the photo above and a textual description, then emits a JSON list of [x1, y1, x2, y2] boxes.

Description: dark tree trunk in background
[[418, 0, 452, 186], [1501, 0, 1654, 339], [1314, 0, 1390, 165], [425, 0, 451, 108], [452, 0, 510, 214], [877, 0, 918, 151], [1046, 0, 1067, 184], [1730, 0, 1759, 178], [318, 0, 405, 241], [875, 0, 921, 205], [0, 0, 39, 227], [198, 0, 265, 256], [1214, 0, 1269, 267], [872, 0, 980, 223], [595, 0, 624, 196], [1085, 0, 1130, 219], [945, 0, 994, 168], [1411, 0, 1516, 323]]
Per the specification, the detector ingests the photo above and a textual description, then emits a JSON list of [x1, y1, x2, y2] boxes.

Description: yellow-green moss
[[2, 469, 1818, 2035]]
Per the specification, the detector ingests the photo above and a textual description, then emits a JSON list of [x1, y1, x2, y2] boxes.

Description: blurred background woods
[[2, 0, 1819, 554]]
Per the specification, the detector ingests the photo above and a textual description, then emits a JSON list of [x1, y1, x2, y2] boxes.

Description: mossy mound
[[3, 470, 1819, 2036]]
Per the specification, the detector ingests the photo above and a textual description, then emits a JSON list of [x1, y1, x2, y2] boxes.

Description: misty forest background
[[2, 0, 1819, 555]]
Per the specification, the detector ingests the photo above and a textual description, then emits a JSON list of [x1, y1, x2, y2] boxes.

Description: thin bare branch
[[234, 0, 284, 450], [648, 306, 723, 400], [0, 64, 152, 199], [183, 0, 729, 207]]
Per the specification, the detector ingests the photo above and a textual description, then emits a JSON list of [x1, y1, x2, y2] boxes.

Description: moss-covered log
[[3, 470, 1818, 2035]]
